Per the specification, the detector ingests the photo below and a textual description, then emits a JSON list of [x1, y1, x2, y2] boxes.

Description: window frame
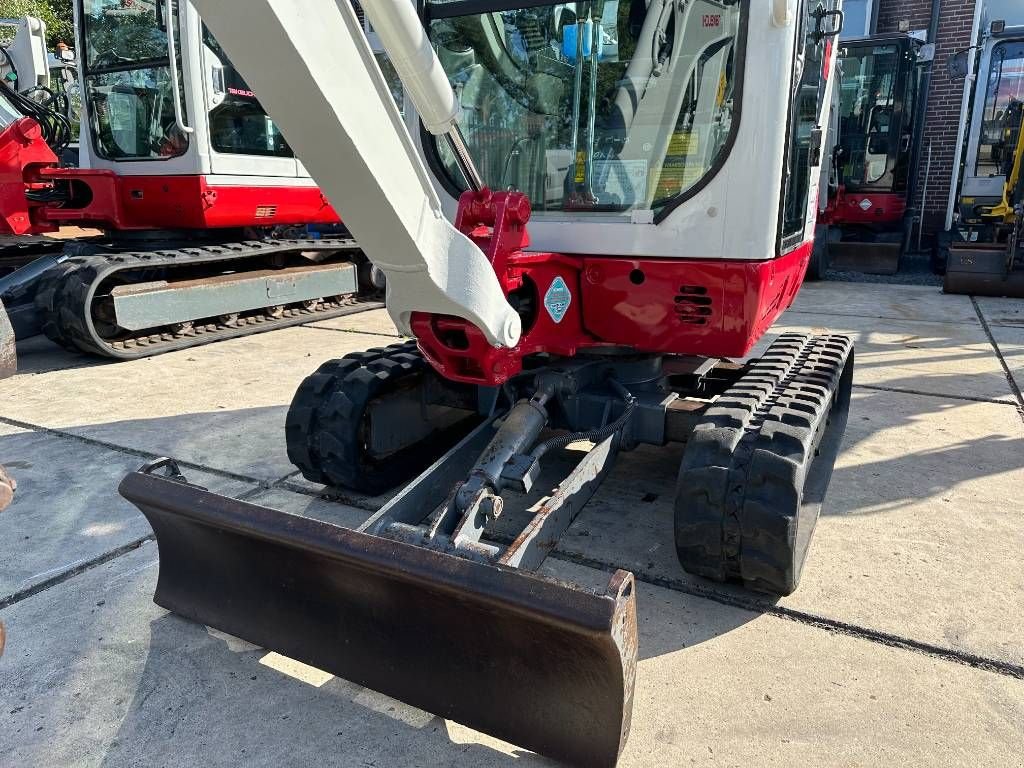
[[777, 0, 835, 254], [78, 0, 191, 163], [420, 0, 749, 224]]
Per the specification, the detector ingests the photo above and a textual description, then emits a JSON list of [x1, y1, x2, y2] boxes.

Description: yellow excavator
[[943, 22, 1024, 296]]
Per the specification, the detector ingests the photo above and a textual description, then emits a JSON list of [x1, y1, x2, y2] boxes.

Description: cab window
[[80, 0, 189, 160], [202, 25, 293, 158], [975, 41, 1024, 178], [426, 1, 745, 217]]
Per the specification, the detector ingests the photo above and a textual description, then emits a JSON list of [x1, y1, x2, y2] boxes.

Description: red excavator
[[812, 32, 927, 277], [118, 2, 853, 766]]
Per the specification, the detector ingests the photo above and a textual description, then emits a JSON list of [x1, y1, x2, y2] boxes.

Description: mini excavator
[[119, 2, 853, 765], [943, 22, 1024, 297]]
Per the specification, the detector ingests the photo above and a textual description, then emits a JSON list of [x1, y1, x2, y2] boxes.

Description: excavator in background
[[812, 32, 926, 277], [0, 1, 386, 380], [943, 22, 1024, 297], [117, 1, 854, 766], [0, 18, 82, 165]]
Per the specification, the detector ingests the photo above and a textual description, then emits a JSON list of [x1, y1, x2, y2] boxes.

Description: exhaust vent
[[674, 285, 712, 325]]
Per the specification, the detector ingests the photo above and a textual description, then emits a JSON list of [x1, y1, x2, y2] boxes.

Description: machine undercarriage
[[27, 237, 377, 358], [124, 331, 852, 766]]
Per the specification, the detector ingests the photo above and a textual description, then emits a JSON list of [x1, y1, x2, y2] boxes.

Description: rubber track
[[675, 333, 854, 595], [0, 236, 66, 269], [32, 239, 380, 359], [287, 340, 478, 494], [285, 340, 418, 485]]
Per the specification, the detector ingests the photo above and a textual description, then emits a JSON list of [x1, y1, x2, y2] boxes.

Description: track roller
[[674, 333, 854, 595], [286, 341, 478, 494]]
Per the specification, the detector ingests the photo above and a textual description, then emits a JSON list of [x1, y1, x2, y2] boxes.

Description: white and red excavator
[[0, 3, 392, 382], [114, 2, 851, 766]]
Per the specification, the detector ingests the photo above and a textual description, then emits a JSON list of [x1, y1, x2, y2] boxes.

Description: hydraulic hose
[[0, 78, 72, 154], [530, 379, 637, 460], [0, 253, 69, 304]]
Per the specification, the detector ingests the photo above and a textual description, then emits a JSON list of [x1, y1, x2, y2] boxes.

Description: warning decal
[[544, 276, 572, 324]]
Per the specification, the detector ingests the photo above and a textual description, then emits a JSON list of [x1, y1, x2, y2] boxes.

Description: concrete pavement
[[1, 282, 1022, 766]]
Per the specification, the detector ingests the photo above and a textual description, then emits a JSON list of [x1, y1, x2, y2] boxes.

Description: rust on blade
[[120, 469, 639, 767], [0, 301, 15, 380], [0, 465, 13, 512]]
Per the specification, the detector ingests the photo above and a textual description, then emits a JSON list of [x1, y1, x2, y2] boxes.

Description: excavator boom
[[193, 0, 519, 348]]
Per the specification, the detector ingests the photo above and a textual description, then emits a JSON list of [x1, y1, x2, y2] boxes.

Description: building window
[[840, 0, 874, 39]]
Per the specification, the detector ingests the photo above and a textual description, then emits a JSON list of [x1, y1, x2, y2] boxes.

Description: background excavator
[[0, 1, 392, 381], [114, 1, 853, 766], [813, 32, 928, 277], [942, 21, 1024, 297]]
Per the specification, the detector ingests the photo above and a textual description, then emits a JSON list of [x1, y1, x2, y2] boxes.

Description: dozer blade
[[0, 299, 15, 379], [120, 466, 637, 768], [827, 241, 901, 275], [944, 245, 1024, 298]]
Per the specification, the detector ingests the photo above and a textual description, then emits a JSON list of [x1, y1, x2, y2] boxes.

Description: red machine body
[[0, 118, 60, 235], [413, 189, 809, 386], [820, 185, 907, 228], [0, 117, 342, 236]]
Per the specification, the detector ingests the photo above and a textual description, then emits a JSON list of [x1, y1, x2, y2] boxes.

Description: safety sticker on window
[[544, 276, 572, 324]]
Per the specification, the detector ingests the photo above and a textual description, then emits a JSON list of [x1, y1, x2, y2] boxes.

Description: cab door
[[76, 0, 202, 176], [200, 23, 299, 178]]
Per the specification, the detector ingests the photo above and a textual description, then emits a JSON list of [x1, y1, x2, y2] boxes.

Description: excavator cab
[[817, 33, 923, 275], [119, 2, 854, 766], [943, 24, 1024, 296], [74, 0, 307, 194], [75, 0, 399, 182], [833, 36, 919, 194]]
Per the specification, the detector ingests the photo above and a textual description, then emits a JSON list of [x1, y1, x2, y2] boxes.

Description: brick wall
[[876, 0, 977, 236]]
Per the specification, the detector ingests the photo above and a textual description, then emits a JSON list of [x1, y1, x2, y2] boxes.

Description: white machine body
[[190, 0, 840, 348]]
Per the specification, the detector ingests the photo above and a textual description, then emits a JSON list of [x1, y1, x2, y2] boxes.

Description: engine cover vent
[[674, 285, 712, 325]]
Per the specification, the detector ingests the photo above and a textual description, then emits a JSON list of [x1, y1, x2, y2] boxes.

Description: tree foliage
[[0, 0, 73, 47]]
